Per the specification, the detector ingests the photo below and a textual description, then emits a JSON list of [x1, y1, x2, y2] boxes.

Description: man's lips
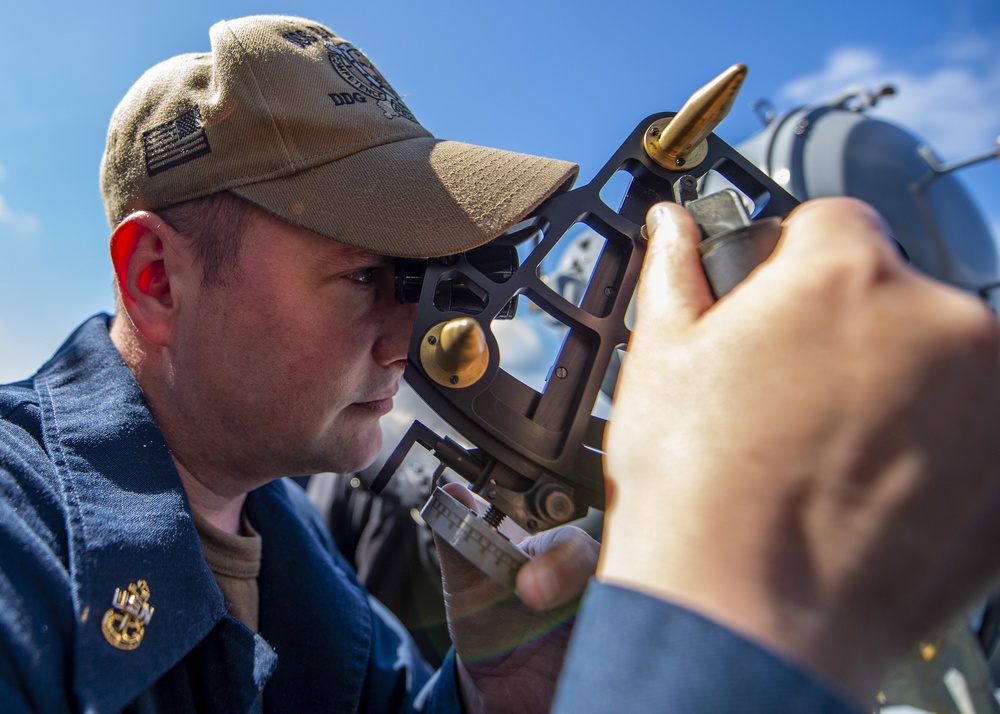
[[353, 382, 400, 413]]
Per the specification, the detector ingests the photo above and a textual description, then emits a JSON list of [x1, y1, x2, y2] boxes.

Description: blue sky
[[1, 0, 998, 382]]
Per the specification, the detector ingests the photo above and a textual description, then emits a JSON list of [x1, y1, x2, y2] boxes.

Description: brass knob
[[420, 317, 490, 388], [644, 64, 747, 171]]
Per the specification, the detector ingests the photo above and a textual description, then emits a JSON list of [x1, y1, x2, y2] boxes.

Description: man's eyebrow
[[316, 246, 393, 270]]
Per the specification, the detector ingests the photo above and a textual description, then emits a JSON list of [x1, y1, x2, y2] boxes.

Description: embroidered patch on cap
[[143, 107, 212, 177], [325, 40, 415, 121]]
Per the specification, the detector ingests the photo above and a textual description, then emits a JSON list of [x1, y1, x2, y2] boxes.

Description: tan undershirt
[[192, 509, 262, 633]]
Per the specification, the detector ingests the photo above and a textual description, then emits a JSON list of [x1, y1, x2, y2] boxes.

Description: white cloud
[[493, 310, 567, 392], [779, 47, 883, 101], [0, 164, 42, 239], [776, 38, 1000, 159], [0, 194, 42, 238], [939, 30, 997, 65], [493, 316, 546, 366]]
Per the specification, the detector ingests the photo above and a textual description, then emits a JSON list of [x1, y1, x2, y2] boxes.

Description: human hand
[[599, 198, 1000, 705], [435, 482, 599, 714]]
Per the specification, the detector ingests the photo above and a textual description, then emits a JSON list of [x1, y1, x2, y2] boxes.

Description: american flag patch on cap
[[143, 107, 212, 176]]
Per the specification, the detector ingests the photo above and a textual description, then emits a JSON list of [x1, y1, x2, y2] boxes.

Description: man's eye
[[345, 267, 378, 285]]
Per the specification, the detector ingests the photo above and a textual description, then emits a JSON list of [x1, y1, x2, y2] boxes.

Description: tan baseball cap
[[100, 15, 578, 258]]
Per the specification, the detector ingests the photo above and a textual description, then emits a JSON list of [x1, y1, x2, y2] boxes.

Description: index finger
[[776, 197, 900, 267]]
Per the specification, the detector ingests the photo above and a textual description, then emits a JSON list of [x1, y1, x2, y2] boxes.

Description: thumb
[[634, 202, 714, 337], [434, 482, 484, 579], [433, 483, 510, 600], [515, 526, 598, 611]]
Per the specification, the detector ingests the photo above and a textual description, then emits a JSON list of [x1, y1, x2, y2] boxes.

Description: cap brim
[[230, 136, 578, 258]]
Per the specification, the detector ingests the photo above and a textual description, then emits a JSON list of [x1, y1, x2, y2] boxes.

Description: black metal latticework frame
[[373, 111, 799, 535]]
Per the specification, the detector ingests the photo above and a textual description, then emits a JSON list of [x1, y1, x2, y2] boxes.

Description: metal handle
[[699, 217, 783, 298]]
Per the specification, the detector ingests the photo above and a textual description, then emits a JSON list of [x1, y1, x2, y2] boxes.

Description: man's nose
[[373, 293, 417, 367]]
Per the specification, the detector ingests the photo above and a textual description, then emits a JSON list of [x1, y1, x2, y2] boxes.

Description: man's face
[[166, 209, 417, 484]]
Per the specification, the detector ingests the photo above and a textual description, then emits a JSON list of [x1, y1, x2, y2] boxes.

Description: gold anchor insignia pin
[[101, 579, 154, 651]]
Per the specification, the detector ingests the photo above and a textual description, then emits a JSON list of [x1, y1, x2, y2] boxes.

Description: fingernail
[[532, 567, 560, 610], [646, 204, 670, 237]]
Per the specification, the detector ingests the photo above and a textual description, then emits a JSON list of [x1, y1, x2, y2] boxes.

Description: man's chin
[[314, 427, 384, 476]]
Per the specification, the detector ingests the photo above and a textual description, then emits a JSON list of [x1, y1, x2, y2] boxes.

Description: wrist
[[597, 514, 887, 706], [455, 657, 486, 714]]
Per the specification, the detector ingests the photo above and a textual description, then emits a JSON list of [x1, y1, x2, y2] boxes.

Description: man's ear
[[109, 211, 187, 346]]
